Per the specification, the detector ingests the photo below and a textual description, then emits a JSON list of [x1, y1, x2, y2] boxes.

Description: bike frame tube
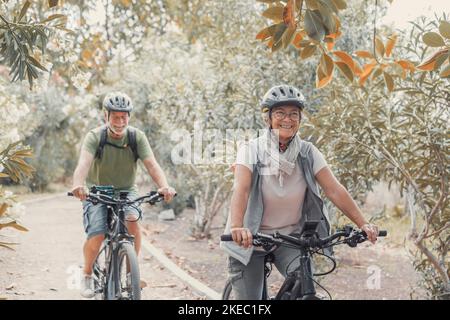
[[297, 247, 316, 297]]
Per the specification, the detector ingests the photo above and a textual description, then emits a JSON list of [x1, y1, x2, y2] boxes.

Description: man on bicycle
[[71, 91, 176, 298]]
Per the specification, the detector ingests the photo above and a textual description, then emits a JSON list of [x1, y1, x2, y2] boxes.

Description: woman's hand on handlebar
[[230, 227, 253, 248], [71, 185, 88, 201]]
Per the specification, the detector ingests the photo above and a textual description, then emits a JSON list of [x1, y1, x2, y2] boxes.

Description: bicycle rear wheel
[[109, 242, 141, 300]]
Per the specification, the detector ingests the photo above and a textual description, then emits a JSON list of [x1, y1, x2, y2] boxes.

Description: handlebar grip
[[67, 192, 74, 196], [361, 230, 387, 237], [220, 234, 233, 241]]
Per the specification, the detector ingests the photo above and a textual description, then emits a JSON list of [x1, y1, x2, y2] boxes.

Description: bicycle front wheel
[[110, 242, 141, 300]]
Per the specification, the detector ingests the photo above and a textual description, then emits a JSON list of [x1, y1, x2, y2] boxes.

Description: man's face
[[105, 111, 130, 136]]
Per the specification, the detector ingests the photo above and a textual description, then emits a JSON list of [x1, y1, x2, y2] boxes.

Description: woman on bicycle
[[220, 84, 379, 300]]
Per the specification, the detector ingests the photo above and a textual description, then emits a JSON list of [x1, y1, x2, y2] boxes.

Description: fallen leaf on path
[[5, 283, 16, 290], [149, 284, 177, 288]]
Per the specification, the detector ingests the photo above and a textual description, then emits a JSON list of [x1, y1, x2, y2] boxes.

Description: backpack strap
[[127, 127, 139, 162], [95, 126, 108, 160], [95, 126, 139, 162]]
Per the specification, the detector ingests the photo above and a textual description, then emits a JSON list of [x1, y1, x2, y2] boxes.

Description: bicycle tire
[[108, 242, 141, 300]]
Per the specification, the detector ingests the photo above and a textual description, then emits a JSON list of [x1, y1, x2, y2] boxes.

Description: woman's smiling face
[[269, 105, 301, 143]]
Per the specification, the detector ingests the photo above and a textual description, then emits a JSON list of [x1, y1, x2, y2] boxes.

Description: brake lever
[[345, 231, 367, 247]]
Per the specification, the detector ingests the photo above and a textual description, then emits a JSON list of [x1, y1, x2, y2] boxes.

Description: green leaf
[[317, 1, 336, 34], [0, 221, 28, 232], [331, 0, 347, 10], [304, 9, 326, 41], [262, 5, 284, 22], [18, 0, 31, 22], [335, 61, 353, 82], [305, 0, 320, 10], [27, 69, 33, 89], [282, 27, 296, 49], [27, 56, 48, 72], [48, 0, 59, 8], [321, 0, 338, 13], [422, 32, 445, 47], [0, 242, 16, 251], [42, 14, 66, 24], [383, 72, 394, 92], [272, 24, 287, 52], [300, 45, 317, 59], [375, 36, 385, 57], [438, 20, 450, 39]]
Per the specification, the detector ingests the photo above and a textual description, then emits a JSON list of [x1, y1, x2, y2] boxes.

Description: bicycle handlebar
[[220, 227, 387, 249], [67, 190, 170, 205]]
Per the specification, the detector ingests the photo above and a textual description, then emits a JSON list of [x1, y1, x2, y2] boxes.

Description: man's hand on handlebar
[[360, 223, 379, 244], [71, 185, 88, 201], [157, 186, 177, 203], [230, 227, 253, 248]]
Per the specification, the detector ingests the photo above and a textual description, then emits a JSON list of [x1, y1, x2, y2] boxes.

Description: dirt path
[[0, 195, 205, 300]]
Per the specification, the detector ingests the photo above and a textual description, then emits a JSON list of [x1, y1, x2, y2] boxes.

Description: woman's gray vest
[[220, 138, 331, 265]]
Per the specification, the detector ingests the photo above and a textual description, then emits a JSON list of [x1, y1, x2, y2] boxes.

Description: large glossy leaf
[[320, 53, 334, 76], [331, 0, 347, 10], [422, 32, 445, 47], [256, 24, 279, 41], [262, 5, 285, 22], [271, 23, 288, 52], [332, 50, 360, 74], [317, 1, 336, 34], [335, 61, 353, 82], [439, 21, 450, 39], [282, 26, 296, 48], [300, 45, 317, 59], [304, 9, 326, 41]]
